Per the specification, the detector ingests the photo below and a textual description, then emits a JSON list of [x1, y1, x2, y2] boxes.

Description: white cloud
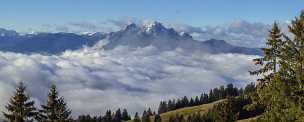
[[168, 20, 290, 48], [0, 42, 259, 118]]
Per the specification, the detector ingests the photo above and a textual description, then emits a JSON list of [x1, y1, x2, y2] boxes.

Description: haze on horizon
[[0, 0, 302, 33]]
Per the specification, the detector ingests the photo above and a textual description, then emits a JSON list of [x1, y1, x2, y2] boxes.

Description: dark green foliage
[[168, 114, 185, 122], [251, 11, 304, 121], [199, 93, 209, 104], [189, 98, 194, 106], [154, 114, 161, 122], [166, 85, 263, 122], [141, 110, 151, 122], [103, 110, 112, 122], [186, 98, 238, 122], [121, 109, 131, 121], [157, 101, 167, 114], [244, 83, 256, 96], [167, 100, 175, 111], [40, 84, 72, 122], [194, 96, 200, 106], [157, 83, 242, 114], [57, 97, 72, 122], [147, 108, 153, 116], [75, 108, 131, 122], [181, 96, 189, 107], [133, 112, 141, 122], [77, 115, 102, 122], [113, 109, 122, 122], [3, 82, 38, 122]]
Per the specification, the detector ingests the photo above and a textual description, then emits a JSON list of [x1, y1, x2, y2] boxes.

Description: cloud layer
[[167, 20, 270, 48], [169, 20, 291, 48], [0, 41, 258, 117]]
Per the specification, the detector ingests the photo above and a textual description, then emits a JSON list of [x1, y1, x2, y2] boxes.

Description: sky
[[0, 0, 303, 32]]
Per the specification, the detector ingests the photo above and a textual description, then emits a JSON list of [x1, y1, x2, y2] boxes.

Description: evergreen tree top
[[3, 82, 37, 122]]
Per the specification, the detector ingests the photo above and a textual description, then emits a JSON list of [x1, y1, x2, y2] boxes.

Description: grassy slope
[[158, 99, 225, 122], [128, 98, 262, 122], [128, 99, 225, 122], [237, 115, 261, 122]]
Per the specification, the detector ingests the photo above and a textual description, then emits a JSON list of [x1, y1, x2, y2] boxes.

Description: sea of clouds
[[0, 39, 259, 117]]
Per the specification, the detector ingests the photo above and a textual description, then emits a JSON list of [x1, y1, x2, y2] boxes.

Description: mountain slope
[[103, 22, 262, 55], [0, 30, 105, 54], [127, 99, 262, 122], [0, 22, 262, 55], [127, 99, 224, 122], [157, 99, 225, 122]]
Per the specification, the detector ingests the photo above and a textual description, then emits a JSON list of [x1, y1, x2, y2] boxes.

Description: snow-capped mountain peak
[[142, 21, 166, 33], [102, 22, 262, 55]]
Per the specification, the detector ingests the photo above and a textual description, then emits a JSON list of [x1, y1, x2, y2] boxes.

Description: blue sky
[[0, 0, 303, 32]]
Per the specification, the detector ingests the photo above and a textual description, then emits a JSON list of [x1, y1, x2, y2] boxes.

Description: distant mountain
[[0, 23, 262, 55], [0, 28, 19, 37], [0, 29, 105, 54], [201, 39, 262, 55], [103, 22, 193, 50], [103, 21, 262, 55]]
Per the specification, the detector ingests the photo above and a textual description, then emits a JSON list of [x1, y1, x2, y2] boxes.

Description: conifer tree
[[141, 110, 150, 122], [208, 89, 214, 102], [194, 96, 200, 105], [251, 22, 283, 76], [181, 96, 189, 107], [251, 22, 284, 108], [121, 109, 131, 121], [40, 84, 71, 122], [113, 108, 122, 122], [219, 86, 226, 99], [167, 100, 175, 111], [200, 93, 208, 104], [154, 114, 161, 122], [133, 112, 141, 122], [57, 97, 72, 122], [147, 108, 153, 116], [252, 12, 304, 121], [225, 84, 236, 97], [157, 101, 167, 114], [3, 82, 38, 122], [103, 110, 112, 122]]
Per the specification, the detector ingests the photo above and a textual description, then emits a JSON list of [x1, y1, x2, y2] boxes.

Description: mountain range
[[0, 22, 262, 55]]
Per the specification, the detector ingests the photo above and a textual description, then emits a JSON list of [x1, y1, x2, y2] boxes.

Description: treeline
[[167, 82, 263, 122], [76, 107, 159, 122], [158, 83, 256, 114], [76, 109, 131, 122]]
